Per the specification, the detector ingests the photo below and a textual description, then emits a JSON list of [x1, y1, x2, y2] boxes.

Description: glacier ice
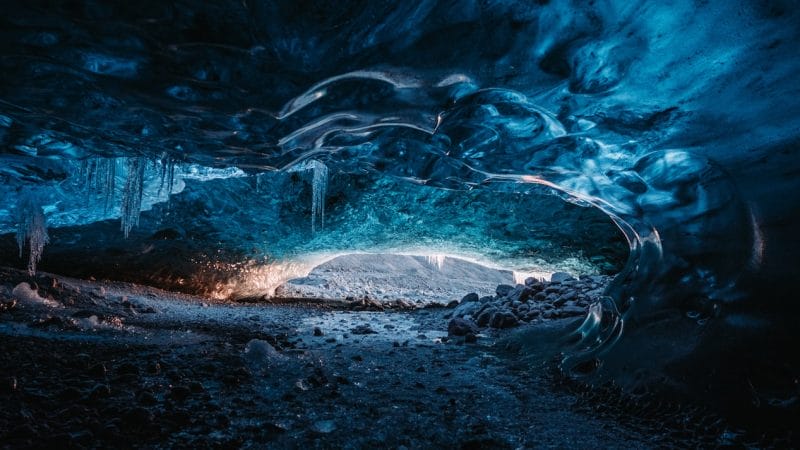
[[288, 160, 328, 233], [120, 158, 145, 238], [0, 0, 798, 412], [15, 195, 49, 275]]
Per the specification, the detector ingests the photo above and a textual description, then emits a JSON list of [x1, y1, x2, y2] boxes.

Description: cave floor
[[0, 269, 731, 449]]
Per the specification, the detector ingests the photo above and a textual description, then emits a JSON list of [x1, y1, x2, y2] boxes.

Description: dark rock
[[313, 326, 324, 336], [170, 385, 191, 401], [147, 361, 161, 374], [124, 407, 154, 426], [489, 311, 519, 329], [518, 287, 534, 303], [561, 305, 587, 316], [448, 318, 479, 337], [137, 390, 158, 406], [551, 272, 575, 283], [461, 292, 480, 303], [464, 332, 478, 344], [475, 308, 496, 327], [189, 381, 205, 393], [452, 301, 481, 319], [495, 284, 514, 297], [59, 387, 83, 400], [479, 296, 494, 303], [89, 384, 111, 399], [89, 363, 107, 377], [351, 324, 377, 335], [446, 300, 459, 308], [117, 362, 139, 375]]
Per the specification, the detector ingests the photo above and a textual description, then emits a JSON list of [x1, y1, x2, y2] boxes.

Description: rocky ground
[[446, 273, 609, 335], [0, 267, 788, 449]]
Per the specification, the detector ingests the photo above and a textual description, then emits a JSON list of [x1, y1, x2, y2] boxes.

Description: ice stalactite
[[288, 160, 328, 233], [80, 158, 117, 213], [120, 157, 145, 238], [15, 195, 49, 275], [157, 154, 176, 199], [426, 254, 446, 270], [311, 160, 328, 233]]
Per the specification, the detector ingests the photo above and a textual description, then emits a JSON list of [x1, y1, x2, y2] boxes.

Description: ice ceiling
[[1, 0, 799, 411]]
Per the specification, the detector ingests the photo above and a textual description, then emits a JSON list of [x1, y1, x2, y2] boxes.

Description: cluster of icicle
[[16, 156, 177, 275], [288, 159, 328, 233], [16, 195, 49, 276]]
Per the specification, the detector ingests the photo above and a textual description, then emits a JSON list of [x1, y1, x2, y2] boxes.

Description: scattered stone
[[89, 384, 111, 400], [351, 324, 377, 335], [312, 420, 336, 434], [448, 318, 478, 337], [137, 390, 158, 406], [475, 308, 495, 327], [489, 311, 518, 329], [461, 292, 480, 303], [169, 385, 191, 402], [551, 272, 574, 283], [313, 327, 324, 336], [89, 363, 107, 378], [124, 407, 154, 426], [495, 284, 514, 297], [117, 363, 139, 376]]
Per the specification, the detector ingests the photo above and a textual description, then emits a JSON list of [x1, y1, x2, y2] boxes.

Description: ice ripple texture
[[1, 0, 799, 406]]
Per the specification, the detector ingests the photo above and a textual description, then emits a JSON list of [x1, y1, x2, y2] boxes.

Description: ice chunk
[[243, 339, 284, 368]]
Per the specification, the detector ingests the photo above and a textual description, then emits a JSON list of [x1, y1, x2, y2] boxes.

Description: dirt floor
[[0, 267, 787, 449]]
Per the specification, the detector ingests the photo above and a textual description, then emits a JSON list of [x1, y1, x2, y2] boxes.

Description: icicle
[[103, 158, 116, 213], [120, 157, 145, 238], [79, 158, 117, 213], [16, 195, 49, 276], [310, 160, 328, 233], [157, 154, 176, 206], [287, 159, 328, 233]]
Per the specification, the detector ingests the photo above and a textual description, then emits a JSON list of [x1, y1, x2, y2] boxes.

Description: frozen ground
[[0, 267, 783, 448]]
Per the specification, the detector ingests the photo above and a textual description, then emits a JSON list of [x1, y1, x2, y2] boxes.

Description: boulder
[[495, 284, 514, 297], [551, 272, 574, 283], [448, 318, 479, 337]]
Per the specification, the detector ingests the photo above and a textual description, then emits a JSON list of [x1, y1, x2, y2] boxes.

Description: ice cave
[[0, 0, 798, 447]]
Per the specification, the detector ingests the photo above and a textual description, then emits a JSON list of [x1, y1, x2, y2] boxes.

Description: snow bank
[[275, 253, 516, 304]]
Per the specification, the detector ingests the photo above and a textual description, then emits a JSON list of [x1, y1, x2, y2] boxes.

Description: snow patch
[[12, 282, 60, 307]]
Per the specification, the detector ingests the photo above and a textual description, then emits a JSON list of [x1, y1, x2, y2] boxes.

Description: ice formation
[[0, 0, 798, 411], [15, 196, 49, 275], [288, 160, 328, 232], [120, 158, 145, 238]]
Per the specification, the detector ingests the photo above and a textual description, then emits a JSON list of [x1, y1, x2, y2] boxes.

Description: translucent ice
[[15, 196, 49, 275]]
